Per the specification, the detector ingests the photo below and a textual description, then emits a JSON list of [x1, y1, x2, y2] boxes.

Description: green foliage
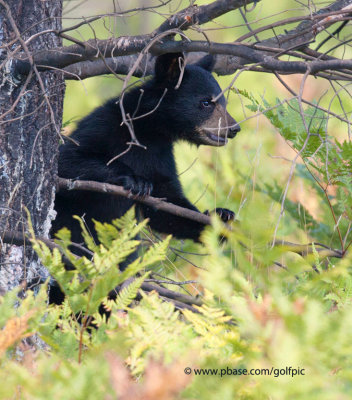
[[3, 207, 352, 399], [242, 90, 352, 249], [23, 208, 169, 359]]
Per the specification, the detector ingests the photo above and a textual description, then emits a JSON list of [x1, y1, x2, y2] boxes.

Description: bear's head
[[154, 52, 240, 147]]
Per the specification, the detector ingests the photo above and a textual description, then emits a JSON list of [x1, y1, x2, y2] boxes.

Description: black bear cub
[[51, 52, 240, 256]]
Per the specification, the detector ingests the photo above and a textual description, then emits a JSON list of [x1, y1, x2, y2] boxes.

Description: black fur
[[51, 53, 240, 260]]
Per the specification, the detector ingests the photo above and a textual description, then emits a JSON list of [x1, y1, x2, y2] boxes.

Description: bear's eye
[[200, 99, 213, 108]]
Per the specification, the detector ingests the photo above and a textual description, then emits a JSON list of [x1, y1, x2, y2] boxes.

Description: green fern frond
[[114, 273, 150, 310]]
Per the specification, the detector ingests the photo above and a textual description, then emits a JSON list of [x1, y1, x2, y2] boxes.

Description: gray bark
[[0, 0, 64, 292]]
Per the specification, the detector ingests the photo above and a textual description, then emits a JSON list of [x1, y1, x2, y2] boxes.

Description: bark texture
[[0, 0, 64, 291]]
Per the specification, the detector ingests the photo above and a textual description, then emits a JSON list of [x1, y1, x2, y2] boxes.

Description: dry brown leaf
[[0, 310, 35, 357]]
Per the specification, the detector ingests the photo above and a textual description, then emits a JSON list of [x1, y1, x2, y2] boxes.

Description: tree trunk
[[0, 0, 64, 293]]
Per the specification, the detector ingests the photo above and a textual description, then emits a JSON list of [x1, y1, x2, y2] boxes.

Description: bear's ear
[[155, 52, 184, 83], [194, 54, 215, 72]]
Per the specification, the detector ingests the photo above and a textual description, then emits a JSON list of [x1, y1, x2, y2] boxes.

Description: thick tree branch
[[55, 39, 352, 81], [13, 0, 259, 76], [64, 41, 352, 81], [13, 0, 351, 80], [152, 40, 352, 74], [63, 55, 152, 80]]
